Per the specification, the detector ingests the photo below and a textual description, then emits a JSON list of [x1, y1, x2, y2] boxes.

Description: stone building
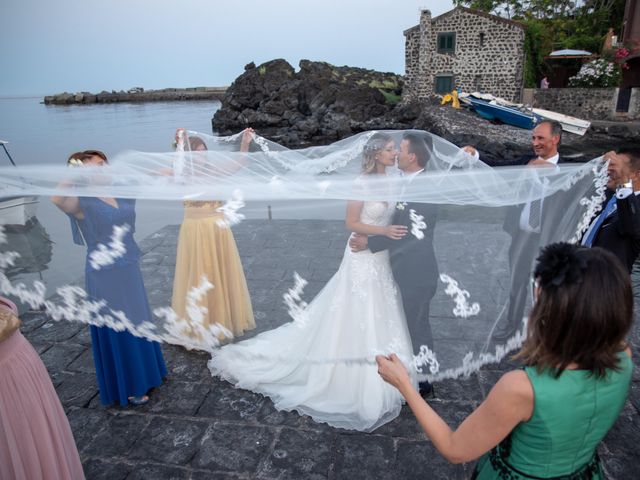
[[404, 7, 526, 103]]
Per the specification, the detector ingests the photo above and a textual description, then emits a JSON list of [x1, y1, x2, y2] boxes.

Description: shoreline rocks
[[43, 87, 227, 105], [44, 59, 639, 164], [212, 59, 639, 165], [212, 59, 404, 147]]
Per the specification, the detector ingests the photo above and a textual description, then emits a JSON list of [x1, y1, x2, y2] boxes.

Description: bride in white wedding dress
[[208, 133, 417, 432]]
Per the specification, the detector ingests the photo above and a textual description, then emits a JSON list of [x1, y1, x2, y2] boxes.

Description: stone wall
[[404, 26, 421, 102], [629, 88, 640, 120], [404, 7, 525, 103], [531, 88, 619, 120]]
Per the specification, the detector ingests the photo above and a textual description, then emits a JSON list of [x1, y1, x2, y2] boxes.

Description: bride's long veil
[[0, 129, 606, 381]]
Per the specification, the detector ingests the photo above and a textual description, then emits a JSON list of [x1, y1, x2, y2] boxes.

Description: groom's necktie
[[582, 196, 617, 247], [528, 198, 541, 230]]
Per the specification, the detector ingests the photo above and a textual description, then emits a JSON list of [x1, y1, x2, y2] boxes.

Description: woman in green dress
[[377, 243, 633, 479]]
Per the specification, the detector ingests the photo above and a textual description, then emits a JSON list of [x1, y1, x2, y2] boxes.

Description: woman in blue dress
[[52, 150, 166, 406]]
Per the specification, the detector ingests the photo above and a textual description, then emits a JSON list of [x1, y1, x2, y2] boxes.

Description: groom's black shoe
[[418, 381, 434, 399]]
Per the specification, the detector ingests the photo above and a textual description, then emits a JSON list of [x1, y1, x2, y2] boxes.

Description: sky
[[0, 0, 454, 96]]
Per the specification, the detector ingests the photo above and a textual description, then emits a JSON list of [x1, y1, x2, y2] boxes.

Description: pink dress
[[0, 327, 85, 479]]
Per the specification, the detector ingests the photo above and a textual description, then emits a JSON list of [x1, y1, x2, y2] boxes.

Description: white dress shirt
[[400, 168, 424, 199]]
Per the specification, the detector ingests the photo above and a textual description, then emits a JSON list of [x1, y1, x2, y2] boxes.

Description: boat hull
[[0, 196, 39, 226], [467, 98, 539, 130]]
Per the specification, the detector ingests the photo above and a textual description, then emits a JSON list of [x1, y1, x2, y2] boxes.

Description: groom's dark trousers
[[368, 199, 439, 354]]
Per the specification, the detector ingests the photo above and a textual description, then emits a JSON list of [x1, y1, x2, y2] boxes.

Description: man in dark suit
[[466, 120, 567, 340], [581, 148, 640, 273], [349, 133, 438, 396]]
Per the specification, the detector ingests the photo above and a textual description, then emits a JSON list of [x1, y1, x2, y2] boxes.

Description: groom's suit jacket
[[368, 179, 439, 294]]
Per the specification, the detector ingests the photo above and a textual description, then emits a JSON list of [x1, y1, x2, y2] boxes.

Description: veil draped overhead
[[0, 130, 607, 381]]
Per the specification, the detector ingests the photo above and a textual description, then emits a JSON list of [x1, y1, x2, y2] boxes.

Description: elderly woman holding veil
[[170, 128, 255, 340]]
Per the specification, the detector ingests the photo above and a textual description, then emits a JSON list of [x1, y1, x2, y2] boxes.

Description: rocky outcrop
[[212, 59, 403, 147], [211, 59, 557, 163], [213, 58, 638, 164]]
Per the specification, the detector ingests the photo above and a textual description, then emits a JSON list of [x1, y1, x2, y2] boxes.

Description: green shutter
[[435, 76, 453, 94], [437, 33, 455, 54]]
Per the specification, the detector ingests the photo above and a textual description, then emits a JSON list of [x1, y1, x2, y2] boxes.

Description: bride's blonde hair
[[361, 133, 393, 174]]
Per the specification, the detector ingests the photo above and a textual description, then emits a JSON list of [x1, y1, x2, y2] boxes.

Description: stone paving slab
[[19, 219, 640, 479]]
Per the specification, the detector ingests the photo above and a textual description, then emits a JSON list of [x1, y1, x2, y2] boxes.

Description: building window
[[437, 32, 456, 54], [435, 75, 454, 94], [479, 32, 485, 48], [474, 75, 482, 92]]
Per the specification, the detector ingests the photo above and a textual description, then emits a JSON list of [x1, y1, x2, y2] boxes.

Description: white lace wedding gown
[[208, 201, 417, 432]]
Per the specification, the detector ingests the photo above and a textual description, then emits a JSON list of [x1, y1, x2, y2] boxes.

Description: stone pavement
[[20, 219, 640, 479]]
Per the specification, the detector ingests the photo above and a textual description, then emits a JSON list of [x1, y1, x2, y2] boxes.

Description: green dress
[[473, 352, 632, 479]]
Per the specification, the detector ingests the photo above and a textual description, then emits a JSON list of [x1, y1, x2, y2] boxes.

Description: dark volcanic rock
[[213, 59, 639, 164], [412, 101, 532, 165], [212, 59, 403, 147]]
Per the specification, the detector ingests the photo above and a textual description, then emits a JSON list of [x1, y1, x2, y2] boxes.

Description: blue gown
[[69, 197, 166, 406]]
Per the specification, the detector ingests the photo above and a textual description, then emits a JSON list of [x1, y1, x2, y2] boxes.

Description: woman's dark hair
[[188, 136, 207, 151], [83, 150, 108, 162], [67, 150, 108, 165], [67, 151, 86, 165], [516, 243, 632, 377]]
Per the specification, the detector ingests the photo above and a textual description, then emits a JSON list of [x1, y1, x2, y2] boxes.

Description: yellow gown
[[171, 201, 255, 339]]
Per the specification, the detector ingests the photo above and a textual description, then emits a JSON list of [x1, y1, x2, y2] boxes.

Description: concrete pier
[[20, 219, 640, 479]]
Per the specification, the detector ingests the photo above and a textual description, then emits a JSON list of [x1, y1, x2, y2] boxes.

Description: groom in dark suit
[[349, 133, 438, 396]]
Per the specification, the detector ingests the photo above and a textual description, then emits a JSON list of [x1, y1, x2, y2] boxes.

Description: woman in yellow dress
[[171, 129, 255, 341]]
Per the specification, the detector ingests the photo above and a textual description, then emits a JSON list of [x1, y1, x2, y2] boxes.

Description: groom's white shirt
[[400, 168, 424, 199]]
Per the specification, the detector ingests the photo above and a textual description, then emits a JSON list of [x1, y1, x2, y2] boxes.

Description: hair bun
[[534, 242, 588, 290]]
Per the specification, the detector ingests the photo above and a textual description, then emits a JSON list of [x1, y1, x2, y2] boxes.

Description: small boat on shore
[[0, 140, 39, 227], [464, 96, 541, 130], [531, 108, 591, 136]]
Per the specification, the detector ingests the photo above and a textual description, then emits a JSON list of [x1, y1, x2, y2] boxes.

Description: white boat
[[531, 108, 591, 136], [0, 140, 39, 227], [0, 195, 39, 226], [459, 93, 591, 136]]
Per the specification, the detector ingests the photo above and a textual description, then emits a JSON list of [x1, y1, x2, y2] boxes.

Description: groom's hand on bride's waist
[[349, 234, 368, 252]]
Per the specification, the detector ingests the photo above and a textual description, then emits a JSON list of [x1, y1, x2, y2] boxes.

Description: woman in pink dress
[[0, 296, 84, 479]]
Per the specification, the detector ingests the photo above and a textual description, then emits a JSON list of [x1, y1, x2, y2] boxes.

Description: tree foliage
[[453, 0, 627, 86]]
